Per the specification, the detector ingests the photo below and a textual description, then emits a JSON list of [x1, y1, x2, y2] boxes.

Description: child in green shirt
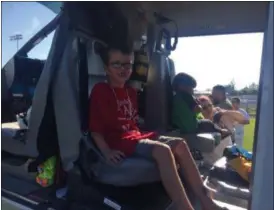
[[171, 73, 230, 136]]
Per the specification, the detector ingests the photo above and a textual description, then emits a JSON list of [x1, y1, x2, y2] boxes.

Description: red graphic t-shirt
[[89, 82, 156, 156]]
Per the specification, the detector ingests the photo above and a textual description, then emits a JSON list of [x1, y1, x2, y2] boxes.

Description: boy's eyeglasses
[[109, 62, 133, 70]]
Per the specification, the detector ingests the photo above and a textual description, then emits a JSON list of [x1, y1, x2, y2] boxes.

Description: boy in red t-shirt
[[89, 43, 228, 210]]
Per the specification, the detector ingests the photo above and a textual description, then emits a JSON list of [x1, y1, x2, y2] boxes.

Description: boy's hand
[[104, 150, 125, 164]]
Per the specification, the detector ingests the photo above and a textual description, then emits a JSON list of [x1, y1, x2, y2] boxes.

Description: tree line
[[205, 80, 259, 95], [225, 80, 259, 95]]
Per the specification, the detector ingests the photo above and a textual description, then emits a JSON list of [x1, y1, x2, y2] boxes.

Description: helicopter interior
[[1, 2, 271, 210]]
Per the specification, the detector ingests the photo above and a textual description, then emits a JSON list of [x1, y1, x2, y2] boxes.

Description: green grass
[[243, 118, 256, 151], [246, 108, 257, 118]]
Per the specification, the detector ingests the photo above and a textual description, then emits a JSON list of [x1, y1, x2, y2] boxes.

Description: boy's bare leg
[[170, 140, 228, 210], [151, 142, 194, 210]]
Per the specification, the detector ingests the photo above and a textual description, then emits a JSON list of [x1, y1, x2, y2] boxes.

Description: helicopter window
[[2, 2, 57, 65], [27, 30, 55, 60]]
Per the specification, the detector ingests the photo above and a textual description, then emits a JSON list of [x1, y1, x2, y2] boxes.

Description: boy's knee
[[172, 140, 188, 156], [152, 143, 172, 159]]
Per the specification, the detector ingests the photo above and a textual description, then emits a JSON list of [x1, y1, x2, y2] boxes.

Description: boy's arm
[[91, 132, 111, 156], [219, 109, 248, 124], [89, 85, 110, 156], [91, 132, 125, 164], [89, 84, 125, 163]]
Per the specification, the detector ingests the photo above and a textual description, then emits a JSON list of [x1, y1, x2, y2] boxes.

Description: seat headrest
[[87, 39, 106, 76]]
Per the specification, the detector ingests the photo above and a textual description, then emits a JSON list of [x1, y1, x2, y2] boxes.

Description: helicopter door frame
[[249, 2, 273, 210]]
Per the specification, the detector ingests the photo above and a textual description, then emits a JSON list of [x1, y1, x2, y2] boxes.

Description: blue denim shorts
[[133, 132, 183, 159]]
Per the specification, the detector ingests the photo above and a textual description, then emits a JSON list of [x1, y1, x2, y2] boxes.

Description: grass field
[[243, 117, 256, 151]]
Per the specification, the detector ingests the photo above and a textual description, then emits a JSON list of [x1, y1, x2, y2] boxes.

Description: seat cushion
[[92, 157, 160, 186], [90, 133, 219, 187], [82, 132, 221, 187], [1, 123, 33, 157], [183, 133, 217, 153], [202, 136, 232, 166]]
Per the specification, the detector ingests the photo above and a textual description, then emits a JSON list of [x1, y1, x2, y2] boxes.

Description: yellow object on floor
[[228, 156, 252, 182]]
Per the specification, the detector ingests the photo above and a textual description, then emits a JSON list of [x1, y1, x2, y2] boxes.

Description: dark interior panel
[[11, 56, 45, 99], [1, 56, 45, 121]]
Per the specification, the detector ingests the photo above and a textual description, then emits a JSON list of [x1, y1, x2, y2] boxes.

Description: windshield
[[170, 33, 263, 91], [1, 2, 57, 66]]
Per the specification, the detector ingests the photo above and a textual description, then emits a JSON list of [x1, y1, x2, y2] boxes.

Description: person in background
[[198, 95, 215, 121], [208, 95, 214, 104], [211, 85, 235, 141], [171, 73, 205, 134], [211, 85, 233, 110], [231, 97, 250, 147], [198, 95, 248, 142], [171, 73, 230, 136]]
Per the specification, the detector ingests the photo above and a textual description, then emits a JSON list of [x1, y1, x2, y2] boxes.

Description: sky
[[2, 2, 264, 90], [170, 33, 263, 90], [1, 2, 56, 63]]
